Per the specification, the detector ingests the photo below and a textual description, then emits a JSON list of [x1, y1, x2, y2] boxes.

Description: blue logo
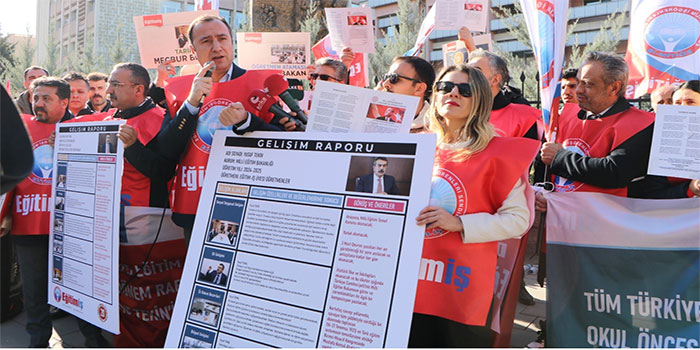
[[53, 287, 61, 302], [644, 7, 700, 59]]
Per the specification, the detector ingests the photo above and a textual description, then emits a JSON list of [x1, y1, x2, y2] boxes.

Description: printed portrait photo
[[175, 25, 189, 48], [366, 103, 406, 124], [97, 132, 118, 154], [346, 156, 415, 196]]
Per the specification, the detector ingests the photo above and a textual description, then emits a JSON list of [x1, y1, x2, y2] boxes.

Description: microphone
[[198, 62, 216, 108], [264, 74, 308, 124], [247, 89, 305, 131]]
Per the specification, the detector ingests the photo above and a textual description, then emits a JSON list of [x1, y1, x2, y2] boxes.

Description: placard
[[236, 32, 311, 79]]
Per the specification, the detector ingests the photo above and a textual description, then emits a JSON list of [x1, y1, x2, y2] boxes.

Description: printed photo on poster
[[345, 156, 415, 196], [347, 15, 368, 25], [206, 197, 245, 247], [187, 286, 225, 327], [53, 212, 64, 232], [97, 133, 118, 154], [180, 324, 216, 348], [53, 256, 63, 283], [196, 247, 234, 288], [175, 25, 189, 48], [366, 103, 406, 124], [55, 192, 65, 211], [53, 235, 64, 255], [271, 44, 307, 64]]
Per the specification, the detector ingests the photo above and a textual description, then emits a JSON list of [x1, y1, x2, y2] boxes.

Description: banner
[[545, 192, 700, 348], [625, 1, 700, 98], [405, 5, 436, 57], [312, 35, 369, 88], [236, 32, 310, 79], [520, 0, 569, 139], [195, 0, 219, 11], [133, 10, 218, 69]]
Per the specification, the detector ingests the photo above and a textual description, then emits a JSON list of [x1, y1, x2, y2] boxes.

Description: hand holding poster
[[133, 10, 218, 69], [165, 131, 437, 347], [49, 120, 125, 334], [307, 80, 420, 134], [236, 32, 310, 79], [325, 7, 375, 53], [647, 104, 700, 179]]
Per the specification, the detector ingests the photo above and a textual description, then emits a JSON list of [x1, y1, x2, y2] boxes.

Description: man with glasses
[[308, 57, 348, 89], [105, 63, 179, 347], [377, 56, 436, 132]]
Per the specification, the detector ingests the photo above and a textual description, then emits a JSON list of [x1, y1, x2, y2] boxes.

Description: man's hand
[[218, 102, 247, 126], [340, 47, 355, 68], [416, 206, 463, 233], [155, 60, 176, 88], [117, 124, 138, 148], [535, 191, 548, 212], [458, 26, 477, 52], [277, 116, 299, 131], [48, 131, 56, 147], [541, 142, 563, 165], [0, 216, 12, 238], [690, 179, 700, 197], [186, 61, 215, 107]]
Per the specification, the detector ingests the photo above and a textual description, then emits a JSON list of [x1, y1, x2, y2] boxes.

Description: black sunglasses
[[309, 73, 340, 82], [382, 73, 422, 85], [435, 81, 472, 97]]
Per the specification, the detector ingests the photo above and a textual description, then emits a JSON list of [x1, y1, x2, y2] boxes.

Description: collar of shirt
[[217, 64, 235, 83], [577, 97, 632, 120]]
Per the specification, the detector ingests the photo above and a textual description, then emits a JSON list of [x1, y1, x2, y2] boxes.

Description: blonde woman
[[410, 65, 540, 347]]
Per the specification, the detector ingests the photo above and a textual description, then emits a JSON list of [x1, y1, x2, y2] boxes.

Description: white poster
[[236, 32, 311, 79], [307, 80, 420, 134], [648, 104, 700, 180], [165, 131, 437, 348], [49, 121, 125, 334], [133, 10, 218, 69], [434, 0, 490, 33], [325, 7, 375, 53]]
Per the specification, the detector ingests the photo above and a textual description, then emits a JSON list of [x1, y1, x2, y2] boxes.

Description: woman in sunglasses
[[410, 65, 540, 347]]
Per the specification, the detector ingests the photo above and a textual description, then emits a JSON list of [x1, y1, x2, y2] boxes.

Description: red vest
[[414, 137, 540, 326], [490, 103, 541, 138], [552, 104, 655, 196], [104, 106, 165, 207], [166, 70, 280, 215], [10, 115, 58, 235]]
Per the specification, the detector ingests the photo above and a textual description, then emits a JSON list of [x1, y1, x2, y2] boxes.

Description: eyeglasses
[[309, 73, 341, 82], [435, 81, 472, 97], [382, 72, 422, 85], [107, 81, 138, 88]]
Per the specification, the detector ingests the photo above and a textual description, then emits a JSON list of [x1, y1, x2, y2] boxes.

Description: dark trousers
[[408, 313, 492, 348], [13, 235, 104, 347]]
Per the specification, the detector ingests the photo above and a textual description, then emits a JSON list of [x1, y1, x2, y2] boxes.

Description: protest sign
[[236, 32, 310, 79], [325, 7, 375, 53], [648, 104, 700, 180], [625, 1, 700, 98], [49, 120, 125, 334], [545, 192, 700, 347], [312, 34, 369, 88], [442, 40, 469, 66], [133, 10, 218, 69], [307, 80, 420, 134], [434, 0, 490, 33], [165, 131, 436, 347]]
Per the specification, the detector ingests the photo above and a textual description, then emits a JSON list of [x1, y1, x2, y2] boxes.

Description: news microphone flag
[[195, 0, 218, 11], [520, 0, 569, 141], [404, 5, 436, 57], [624, 1, 700, 98]]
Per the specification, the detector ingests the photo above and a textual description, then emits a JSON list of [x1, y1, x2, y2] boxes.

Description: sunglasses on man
[[309, 73, 341, 82], [382, 73, 422, 85], [435, 81, 473, 97]]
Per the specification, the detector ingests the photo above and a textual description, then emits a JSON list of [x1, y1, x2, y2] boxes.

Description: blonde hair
[[427, 64, 494, 159]]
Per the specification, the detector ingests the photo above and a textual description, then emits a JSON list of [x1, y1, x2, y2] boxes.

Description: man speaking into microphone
[[157, 15, 298, 244]]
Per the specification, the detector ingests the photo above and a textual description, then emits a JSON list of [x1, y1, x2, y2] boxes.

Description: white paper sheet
[[49, 121, 125, 334], [648, 104, 700, 180], [325, 7, 375, 53]]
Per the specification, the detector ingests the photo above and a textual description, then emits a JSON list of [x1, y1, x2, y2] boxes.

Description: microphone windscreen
[[264, 74, 289, 96], [247, 89, 276, 123]]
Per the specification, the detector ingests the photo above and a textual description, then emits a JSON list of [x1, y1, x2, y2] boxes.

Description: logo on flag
[[643, 7, 700, 59]]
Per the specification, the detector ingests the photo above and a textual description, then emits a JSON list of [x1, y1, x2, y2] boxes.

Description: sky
[[0, 0, 37, 36]]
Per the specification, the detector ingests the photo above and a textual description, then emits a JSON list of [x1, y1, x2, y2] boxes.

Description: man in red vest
[[5, 77, 109, 347], [540, 51, 654, 198]]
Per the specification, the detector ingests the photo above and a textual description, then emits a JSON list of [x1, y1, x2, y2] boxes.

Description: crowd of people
[[2, 12, 699, 348]]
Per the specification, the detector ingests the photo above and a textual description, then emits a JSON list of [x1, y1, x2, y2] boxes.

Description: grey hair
[[315, 57, 348, 83], [581, 51, 628, 97], [468, 49, 510, 89]]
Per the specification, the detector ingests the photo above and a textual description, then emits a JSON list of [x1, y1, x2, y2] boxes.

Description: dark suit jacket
[[207, 271, 228, 286], [98, 141, 115, 153], [355, 173, 400, 195]]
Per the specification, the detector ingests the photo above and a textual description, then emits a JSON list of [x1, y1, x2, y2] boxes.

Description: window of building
[[386, 25, 396, 39], [87, 0, 94, 12], [235, 11, 247, 30], [161, 0, 182, 13], [186, 3, 195, 11], [219, 9, 231, 25]]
